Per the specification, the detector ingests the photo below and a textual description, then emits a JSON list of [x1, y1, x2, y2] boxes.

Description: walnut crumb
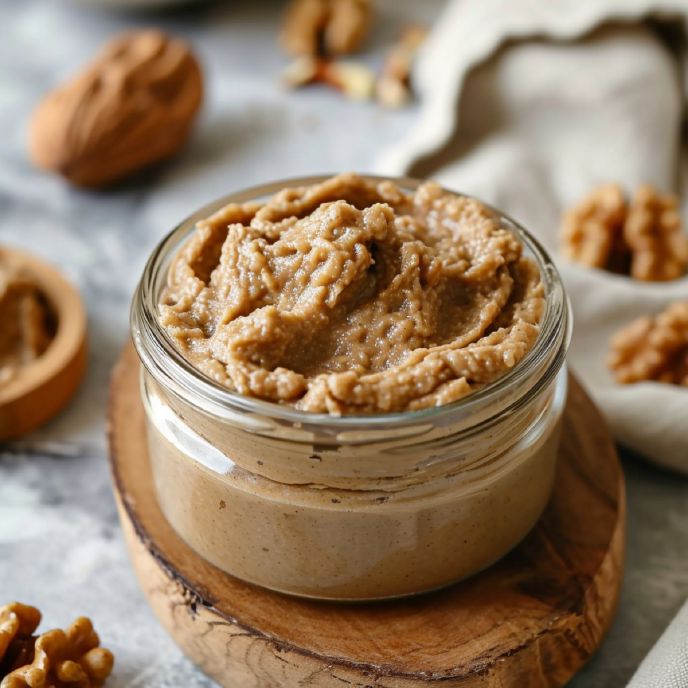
[[280, 0, 372, 57], [0, 603, 114, 688], [608, 302, 688, 385], [561, 184, 688, 281]]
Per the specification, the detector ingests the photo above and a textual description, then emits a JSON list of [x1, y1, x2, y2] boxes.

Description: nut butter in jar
[[131, 175, 572, 601]]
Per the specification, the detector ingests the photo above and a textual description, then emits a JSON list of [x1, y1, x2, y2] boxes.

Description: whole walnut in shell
[[29, 29, 203, 188]]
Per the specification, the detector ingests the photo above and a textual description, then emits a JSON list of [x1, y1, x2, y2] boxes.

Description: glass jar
[[131, 175, 572, 601]]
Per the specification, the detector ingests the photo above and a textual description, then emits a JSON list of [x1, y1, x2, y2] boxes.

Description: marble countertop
[[1, 1, 687, 686]]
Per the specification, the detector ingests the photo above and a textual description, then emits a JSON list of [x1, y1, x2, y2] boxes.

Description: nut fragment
[[561, 184, 688, 280], [608, 302, 688, 385], [280, 0, 372, 57], [29, 29, 203, 188], [0, 604, 113, 688], [376, 24, 427, 108], [283, 56, 374, 100], [624, 185, 688, 281]]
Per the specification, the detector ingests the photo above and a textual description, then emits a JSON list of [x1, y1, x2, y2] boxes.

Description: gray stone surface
[[0, 1, 686, 686]]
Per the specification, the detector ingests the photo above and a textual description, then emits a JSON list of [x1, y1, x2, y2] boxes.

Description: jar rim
[[131, 174, 571, 430]]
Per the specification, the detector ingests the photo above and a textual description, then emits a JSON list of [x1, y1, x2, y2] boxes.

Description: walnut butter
[[132, 175, 571, 600], [159, 175, 544, 414]]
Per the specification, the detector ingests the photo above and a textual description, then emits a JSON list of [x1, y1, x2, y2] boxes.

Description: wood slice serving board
[[109, 344, 625, 688]]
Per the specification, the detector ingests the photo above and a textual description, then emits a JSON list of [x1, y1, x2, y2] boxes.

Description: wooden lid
[[0, 246, 87, 441]]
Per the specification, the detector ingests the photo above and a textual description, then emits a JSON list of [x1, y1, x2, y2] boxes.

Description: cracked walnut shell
[[608, 302, 688, 385], [29, 29, 203, 188], [561, 184, 688, 281], [0, 604, 113, 688], [280, 0, 372, 57]]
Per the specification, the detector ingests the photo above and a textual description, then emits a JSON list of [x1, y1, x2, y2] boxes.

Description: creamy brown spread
[[0, 254, 55, 384], [159, 175, 544, 414]]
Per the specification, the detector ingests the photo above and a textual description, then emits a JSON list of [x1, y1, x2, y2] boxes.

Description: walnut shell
[[29, 29, 203, 188]]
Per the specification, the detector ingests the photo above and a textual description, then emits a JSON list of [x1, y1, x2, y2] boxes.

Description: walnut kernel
[[560, 184, 627, 270], [624, 185, 688, 281], [0, 604, 113, 688], [608, 302, 688, 385], [0, 604, 41, 677]]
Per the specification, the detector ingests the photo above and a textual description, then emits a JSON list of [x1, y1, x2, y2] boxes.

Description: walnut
[[624, 185, 688, 281], [608, 302, 688, 385], [561, 184, 688, 281], [0, 604, 113, 688], [0, 604, 41, 677], [560, 184, 628, 271], [280, 0, 372, 57], [29, 30, 203, 188], [376, 24, 427, 108]]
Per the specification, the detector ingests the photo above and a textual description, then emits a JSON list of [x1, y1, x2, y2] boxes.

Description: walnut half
[[608, 302, 688, 385], [0, 603, 113, 688], [624, 185, 688, 281], [561, 183, 628, 271]]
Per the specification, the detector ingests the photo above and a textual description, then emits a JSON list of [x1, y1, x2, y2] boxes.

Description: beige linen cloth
[[377, 0, 688, 475], [376, 1, 688, 686]]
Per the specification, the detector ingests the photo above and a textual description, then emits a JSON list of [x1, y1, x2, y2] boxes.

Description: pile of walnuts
[[279, 0, 425, 106], [561, 183, 688, 281], [562, 184, 688, 387], [0, 603, 113, 688]]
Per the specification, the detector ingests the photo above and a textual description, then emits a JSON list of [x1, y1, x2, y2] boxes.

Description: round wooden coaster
[[0, 246, 87, 441], [109, 344, 625, 688]]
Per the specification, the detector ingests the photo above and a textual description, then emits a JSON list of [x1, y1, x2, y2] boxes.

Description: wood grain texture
[[0, 246, 87, 441], [108, 344, 625, 688]]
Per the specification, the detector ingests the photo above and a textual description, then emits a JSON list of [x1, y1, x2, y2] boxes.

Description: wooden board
[[108, 344, 625, 688]]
